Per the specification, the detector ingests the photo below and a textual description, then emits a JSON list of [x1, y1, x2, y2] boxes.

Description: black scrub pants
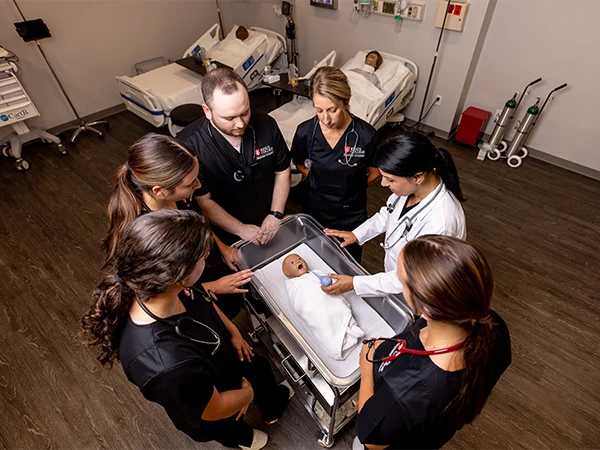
[[211, 354, 290, 448], [198, 245, 244, 320]]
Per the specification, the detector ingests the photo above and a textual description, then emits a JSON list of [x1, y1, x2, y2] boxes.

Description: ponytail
[[449, 318, 496, 424], [102, 164, 144, 266], [435, 148, 465, 202], [81, 275, 135, 367]]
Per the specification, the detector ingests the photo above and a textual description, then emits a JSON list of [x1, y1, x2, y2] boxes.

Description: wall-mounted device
[[435, 0, 470, 32], [372, 1, 425, 21], [282, 1, 292, 16], [310, 0, 337, 10]]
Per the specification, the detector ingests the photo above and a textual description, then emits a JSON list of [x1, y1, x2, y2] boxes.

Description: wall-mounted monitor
[[310, 0, 337, 10]]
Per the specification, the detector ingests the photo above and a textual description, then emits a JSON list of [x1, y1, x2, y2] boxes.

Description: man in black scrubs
[[178, 68, 291, 245]]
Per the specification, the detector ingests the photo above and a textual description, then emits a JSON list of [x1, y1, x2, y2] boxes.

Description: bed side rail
[[182, 23, 221, 58]]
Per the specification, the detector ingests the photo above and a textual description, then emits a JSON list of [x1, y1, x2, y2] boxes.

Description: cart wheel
[[317, 434, 334, 448], [69, 140, 77, 147], [98, 133, 105, 141], [507, 155, 522, 168], [2, 146, 10, 157], [487, 149, 501, 161], [58, 144, 68, 155], [497, 140, 508, 153], [16, 159, 30, 171], [519, 147, 529, 158]]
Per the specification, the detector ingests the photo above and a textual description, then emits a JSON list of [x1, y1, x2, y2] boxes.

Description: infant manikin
[[349, 50, 384, 91], [282, 254, 364, 360]]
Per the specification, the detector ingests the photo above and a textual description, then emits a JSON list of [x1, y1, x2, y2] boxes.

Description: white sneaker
[[239, 429, 268, 450]]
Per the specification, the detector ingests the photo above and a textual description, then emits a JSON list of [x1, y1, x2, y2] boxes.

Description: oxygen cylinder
[[488, 93, 517, 150], [506, 99, 540, 158]]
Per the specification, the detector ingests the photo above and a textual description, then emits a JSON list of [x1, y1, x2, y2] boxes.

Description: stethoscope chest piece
[[304, 158, 313, 169]]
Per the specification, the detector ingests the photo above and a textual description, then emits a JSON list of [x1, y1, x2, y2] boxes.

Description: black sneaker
[[264, 382, 294, 425]]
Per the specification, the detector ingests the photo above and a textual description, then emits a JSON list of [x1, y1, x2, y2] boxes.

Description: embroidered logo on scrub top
[[256, 145, 274, 160], [344, 146, 365, 156]]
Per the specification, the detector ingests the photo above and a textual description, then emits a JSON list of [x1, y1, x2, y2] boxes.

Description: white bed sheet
[[254, 243, 394, 379], [342, 51, 411, 120], [130, 63, 204, 112], [210, 25, 267, 69], [268, 98, 315, 147]]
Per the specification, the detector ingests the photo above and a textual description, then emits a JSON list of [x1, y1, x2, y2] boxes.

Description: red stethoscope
[[363, 338, 465, 363]]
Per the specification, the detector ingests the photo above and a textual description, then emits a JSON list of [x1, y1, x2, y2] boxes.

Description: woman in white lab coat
[[323, 132, 466, 297]]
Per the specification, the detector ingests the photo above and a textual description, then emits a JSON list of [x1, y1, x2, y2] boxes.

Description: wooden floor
[[1, 90, 599, 450]]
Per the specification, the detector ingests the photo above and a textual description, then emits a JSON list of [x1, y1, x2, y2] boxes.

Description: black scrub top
[[291, 116, 377, 230], [178, 113, 291, 243], [356, 311, 511, 450], [119, 292, 243, 443]]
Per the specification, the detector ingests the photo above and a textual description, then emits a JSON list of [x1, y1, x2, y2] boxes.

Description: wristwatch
[[269, 210, 284, 220]]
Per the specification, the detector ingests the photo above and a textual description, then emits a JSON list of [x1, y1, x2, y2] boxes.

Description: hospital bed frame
[[115, 24, 287, 129], [233, 214, 413, 448]]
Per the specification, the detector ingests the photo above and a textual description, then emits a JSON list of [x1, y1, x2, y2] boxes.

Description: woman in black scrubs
[[83, 210, 290, 450], [291, 67, 380, 262], [103, 133, 251, 319], [355, 235, 511, 450]]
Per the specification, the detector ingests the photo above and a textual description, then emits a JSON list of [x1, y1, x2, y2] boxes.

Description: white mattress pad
[[254, 243, 394, 379]]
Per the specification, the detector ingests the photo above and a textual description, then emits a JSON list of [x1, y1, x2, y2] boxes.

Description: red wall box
[[455, 107, 491, 146]]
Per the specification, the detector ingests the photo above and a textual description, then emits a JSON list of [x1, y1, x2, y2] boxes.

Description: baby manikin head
[[282, 254, 309, 278]]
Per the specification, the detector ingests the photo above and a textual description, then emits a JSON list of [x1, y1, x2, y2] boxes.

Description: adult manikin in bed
[[349, 50, 384, 91], [282, 254, 364, 360]]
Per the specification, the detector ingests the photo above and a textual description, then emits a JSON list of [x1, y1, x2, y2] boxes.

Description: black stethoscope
[[134, 285, 221, 355], [207, 123, 257, 182], [304, 116, 360, 169], [363, 337, 464, 363], [380, 182, 444, 251]]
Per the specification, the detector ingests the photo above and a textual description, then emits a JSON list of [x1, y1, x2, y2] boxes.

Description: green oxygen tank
[[488, 93, 518, 148], [506, 97, 541, 159]]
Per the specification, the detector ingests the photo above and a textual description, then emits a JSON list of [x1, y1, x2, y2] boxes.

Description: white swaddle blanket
[[285, 271, 364, 360]]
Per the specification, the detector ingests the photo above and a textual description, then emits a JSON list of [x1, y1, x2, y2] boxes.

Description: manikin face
[[379, 169, 423, 197], [203, 85, 251, 138], [313, 94, 348, 130], [282, 254, 309, 278], [365, 52, 381, 70]]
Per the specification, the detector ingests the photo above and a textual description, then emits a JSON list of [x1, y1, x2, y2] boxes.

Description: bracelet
[[269, 210, 283, 220]]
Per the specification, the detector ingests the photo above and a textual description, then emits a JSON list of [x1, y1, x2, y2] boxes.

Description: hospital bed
[[116, 24, 286, 133], [233, 214, 413, 448], [269, 50, 418, 150]]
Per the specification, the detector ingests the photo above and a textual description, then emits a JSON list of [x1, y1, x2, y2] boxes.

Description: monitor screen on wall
[[310, 0, 337, 10]]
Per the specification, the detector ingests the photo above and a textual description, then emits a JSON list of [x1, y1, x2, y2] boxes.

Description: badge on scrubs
[[255, 148, 261, 157], [304, 158, 313, 168], [344, 145, 351, 154]]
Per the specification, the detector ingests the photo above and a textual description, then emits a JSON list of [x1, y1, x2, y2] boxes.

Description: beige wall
[[220, 0, 492, 134], [0, 0, 217, 131], [464, 0, 599, 172]]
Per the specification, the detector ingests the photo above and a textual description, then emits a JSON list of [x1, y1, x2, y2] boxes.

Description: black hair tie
[[114, 273, 127, 287]]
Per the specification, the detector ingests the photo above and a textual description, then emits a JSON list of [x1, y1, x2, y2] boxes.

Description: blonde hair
[[310, 66, 352, 111]]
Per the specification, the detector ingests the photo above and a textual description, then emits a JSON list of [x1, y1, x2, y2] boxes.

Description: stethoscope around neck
[[380, 182, 444, 251], [134, 285, 221, 355], [207, 123, 257, 182], [304, 115, 359, 169]]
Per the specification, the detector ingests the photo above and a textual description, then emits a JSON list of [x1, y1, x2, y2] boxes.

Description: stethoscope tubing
[[305, 115, 359, 168], [380, 182, 444, 252], [207, 123, 257, 182]]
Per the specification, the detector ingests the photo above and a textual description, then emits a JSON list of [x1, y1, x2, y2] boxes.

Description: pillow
[[341, 50, 407, 91]]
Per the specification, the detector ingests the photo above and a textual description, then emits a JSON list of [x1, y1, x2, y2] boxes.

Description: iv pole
[[416, 0, 451, 132], [11, 0, 108, 146]]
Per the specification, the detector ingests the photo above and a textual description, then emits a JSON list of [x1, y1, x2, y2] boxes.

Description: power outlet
[[435, 95, 442, 106], [403, 1, 426, 21]]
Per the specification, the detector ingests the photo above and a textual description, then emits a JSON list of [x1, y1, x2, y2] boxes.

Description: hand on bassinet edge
[[321, 274, 354, 295]]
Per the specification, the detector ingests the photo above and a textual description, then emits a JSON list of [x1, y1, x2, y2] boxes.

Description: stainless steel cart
[[233, 214, 413, 447]]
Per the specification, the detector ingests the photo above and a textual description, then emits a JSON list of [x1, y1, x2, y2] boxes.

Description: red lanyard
[[380, 339, 465, 363]]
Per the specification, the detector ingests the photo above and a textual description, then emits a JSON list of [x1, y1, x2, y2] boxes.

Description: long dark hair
[[83, 210, 213, 367], [401, 235, 496, 425], [103, 133, 197, 265], [376, 132, 465, 201]]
